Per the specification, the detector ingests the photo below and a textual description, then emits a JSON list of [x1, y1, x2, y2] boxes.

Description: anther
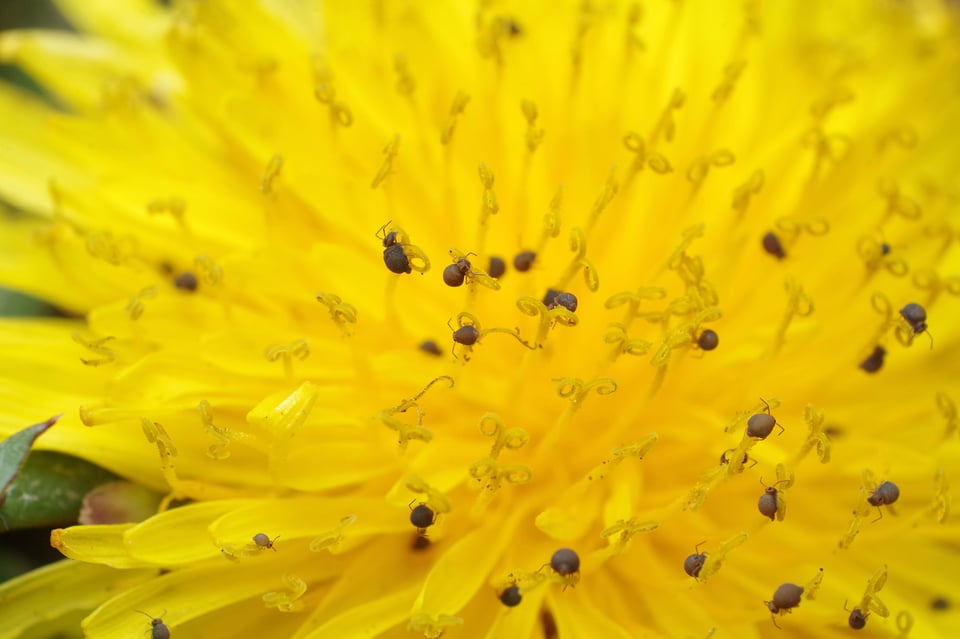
[[859, 346, 886, 373], [488, 256, 506, 279], [762, 231, 786, 259], [173, 272, 198, 292], [419, 340, 443, 357], [513, 250, 536, 272]]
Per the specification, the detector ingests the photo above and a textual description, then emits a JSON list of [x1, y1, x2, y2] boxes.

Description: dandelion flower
[[1, 1, 959, 638]]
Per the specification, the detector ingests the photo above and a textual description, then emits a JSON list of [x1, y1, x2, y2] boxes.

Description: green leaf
[[0, 287, 62, 317], [0, 451, 117, 532], [0, 415, 59, 507]]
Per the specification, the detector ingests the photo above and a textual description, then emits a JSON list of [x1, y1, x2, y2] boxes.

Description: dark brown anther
[[762, 231, 786, 259], [513, 250, 536, 272], [173, 272, 198, 292], [488, 256, 507, 279], [419, 340, 443, 356], [859, 346, 886, 373]]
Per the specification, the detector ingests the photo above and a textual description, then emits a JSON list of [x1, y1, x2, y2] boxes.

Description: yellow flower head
[[1, 1, 959, 638]]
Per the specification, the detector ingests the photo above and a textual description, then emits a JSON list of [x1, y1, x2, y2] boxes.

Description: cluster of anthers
[[90, 171, 944, 639], [362, 200, 935, 636], [414, 195, 945, 633]]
